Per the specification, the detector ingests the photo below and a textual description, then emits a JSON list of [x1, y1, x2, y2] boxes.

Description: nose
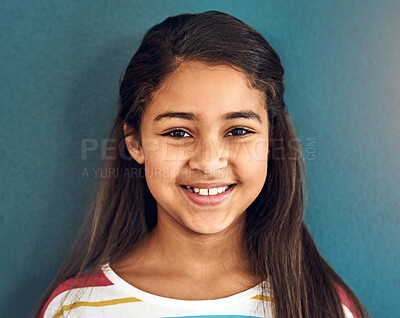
[[188, 137, 228, 175]]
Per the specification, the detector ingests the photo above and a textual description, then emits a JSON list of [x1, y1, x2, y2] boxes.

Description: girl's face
[[125, 61, 269, 235]]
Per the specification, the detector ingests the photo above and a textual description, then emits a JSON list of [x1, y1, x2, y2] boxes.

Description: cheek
[[143, 155, 176, 208], [143, 142, 186, 185], [231, 139, 269, 184], [229, 139, 269, 165]]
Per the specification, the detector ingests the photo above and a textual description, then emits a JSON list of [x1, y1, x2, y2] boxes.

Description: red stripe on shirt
[[333, 282, 360, 318], [38, 268, 113, 318]]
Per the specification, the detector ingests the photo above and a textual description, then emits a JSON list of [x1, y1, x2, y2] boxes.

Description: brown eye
[[226, 127, 254, 137], [162, 129, 191, 139]]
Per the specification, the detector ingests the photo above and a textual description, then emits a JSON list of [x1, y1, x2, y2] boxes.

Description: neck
[[136, 210, 250, 278]]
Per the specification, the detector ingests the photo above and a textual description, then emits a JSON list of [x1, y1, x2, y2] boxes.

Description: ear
[[123, 123, 145, 164]]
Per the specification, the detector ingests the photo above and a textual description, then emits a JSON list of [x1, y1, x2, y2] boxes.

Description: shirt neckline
[[101, 263, 268, 309]]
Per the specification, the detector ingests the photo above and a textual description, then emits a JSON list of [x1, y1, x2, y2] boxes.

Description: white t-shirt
[[40, 263, 355, 318]]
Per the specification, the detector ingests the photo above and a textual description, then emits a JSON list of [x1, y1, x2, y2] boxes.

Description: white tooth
[[208, 188, 218, 195], [193, 187, 200, 193], [217, 187, 224, 193], [199, 188, 208, 196]]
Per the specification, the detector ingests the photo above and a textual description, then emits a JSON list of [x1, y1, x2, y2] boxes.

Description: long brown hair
[[34, 11, 370, 318]]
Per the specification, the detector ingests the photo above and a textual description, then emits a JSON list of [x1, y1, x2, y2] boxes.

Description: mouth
[[179, 183, 236, 206], [180, 184, 235, 196]]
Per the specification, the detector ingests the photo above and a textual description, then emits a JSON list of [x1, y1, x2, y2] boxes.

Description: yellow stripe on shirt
[[251, 294, 275, 302], [53, 297, 143, 318]]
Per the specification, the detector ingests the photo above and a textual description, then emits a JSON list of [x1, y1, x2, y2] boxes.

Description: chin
[[186, 219, 237, 235]]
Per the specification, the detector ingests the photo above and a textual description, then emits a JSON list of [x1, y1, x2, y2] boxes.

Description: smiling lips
[[182, 184, 234, 196], [180, 183, 236, 205]]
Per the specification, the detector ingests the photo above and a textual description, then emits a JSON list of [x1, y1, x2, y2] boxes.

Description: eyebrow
[[154, 110, 262, 123]]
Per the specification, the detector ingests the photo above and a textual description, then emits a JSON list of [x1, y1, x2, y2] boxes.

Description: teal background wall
[[1, 1, 399, 317]]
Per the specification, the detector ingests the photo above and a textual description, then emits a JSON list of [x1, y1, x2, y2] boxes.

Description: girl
[[34, 11, 370, 318]]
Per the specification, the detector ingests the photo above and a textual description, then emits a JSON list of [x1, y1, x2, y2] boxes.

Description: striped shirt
[[40, 264, 356, 318]]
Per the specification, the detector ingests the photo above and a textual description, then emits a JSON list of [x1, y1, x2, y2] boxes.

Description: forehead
[[145, 61, 267, 120]]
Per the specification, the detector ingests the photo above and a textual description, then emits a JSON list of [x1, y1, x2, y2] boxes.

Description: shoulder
[[333, 282, 361, 318], [39, 267, 114, 318]]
